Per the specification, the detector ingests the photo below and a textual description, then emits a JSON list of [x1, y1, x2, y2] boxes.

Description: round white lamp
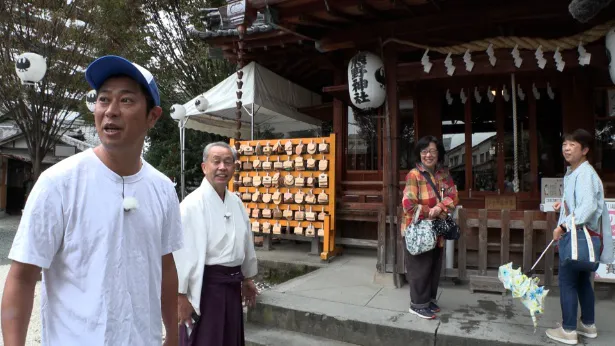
[[15, 52, 47, 85], [85, 90, 97, 112], [194, 95, 209, 112], [170, 104, 186, 121]]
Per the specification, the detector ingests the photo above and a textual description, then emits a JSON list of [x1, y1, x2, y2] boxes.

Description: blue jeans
[[558, 258, 595, 331]]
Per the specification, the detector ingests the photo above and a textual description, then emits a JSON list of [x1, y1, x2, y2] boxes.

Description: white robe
[[173, 178, 258, 315]]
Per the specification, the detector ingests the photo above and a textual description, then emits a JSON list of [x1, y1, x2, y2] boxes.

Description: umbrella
[[498, 240, 554, 330]]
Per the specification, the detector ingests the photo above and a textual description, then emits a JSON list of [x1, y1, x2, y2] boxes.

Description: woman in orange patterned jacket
[[401, 135, 458, 320]]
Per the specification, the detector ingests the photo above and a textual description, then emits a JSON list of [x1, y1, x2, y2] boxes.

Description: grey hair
[[202, 141, 237, 162]]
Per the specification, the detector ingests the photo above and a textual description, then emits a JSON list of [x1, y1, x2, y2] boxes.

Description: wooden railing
[[452, 209, 560, 286]]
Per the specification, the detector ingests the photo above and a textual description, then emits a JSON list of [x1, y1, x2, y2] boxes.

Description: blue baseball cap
[[85, 55, 160, 107]]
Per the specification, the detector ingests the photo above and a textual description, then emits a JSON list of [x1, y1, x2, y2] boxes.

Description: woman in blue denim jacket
[[547, 129, 614, 345]]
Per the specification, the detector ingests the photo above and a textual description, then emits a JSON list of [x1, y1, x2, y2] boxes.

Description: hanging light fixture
[[15, 52, 47, 85], [85, 90, 97, 112]]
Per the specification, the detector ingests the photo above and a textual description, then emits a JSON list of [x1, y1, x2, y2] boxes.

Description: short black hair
[[563, 129, 593, 150], [96, 74, 155, 115], [413, 135, 446, 166]]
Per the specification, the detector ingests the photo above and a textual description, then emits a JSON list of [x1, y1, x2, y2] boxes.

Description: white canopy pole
[[179, 117, 188, 201]]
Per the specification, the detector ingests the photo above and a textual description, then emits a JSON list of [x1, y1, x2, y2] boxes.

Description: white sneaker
[[576, 321, 597, 338], [545, 325, 578, 345]]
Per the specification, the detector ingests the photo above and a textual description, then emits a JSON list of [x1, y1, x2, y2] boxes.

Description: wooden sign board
[[484, 195, 516, 210]]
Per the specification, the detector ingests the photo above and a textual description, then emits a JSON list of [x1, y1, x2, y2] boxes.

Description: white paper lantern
[[85, 90, 97, 112], [170, 104, 186, 120], [347, 51, 386, 110], [606, 27, 615, 84], [194, 95, 209, 112], [15, 52, 47, 85]]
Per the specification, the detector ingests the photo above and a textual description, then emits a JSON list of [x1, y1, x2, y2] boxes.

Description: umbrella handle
[[529, 239, 556, 272]]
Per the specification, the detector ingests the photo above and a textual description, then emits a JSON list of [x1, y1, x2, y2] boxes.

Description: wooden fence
[[451, 209, 560, 286]]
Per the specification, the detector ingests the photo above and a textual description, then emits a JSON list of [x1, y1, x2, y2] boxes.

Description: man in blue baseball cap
[[2, 56, 183, 346]]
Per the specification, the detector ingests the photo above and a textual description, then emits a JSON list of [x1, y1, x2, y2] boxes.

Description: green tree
[[0, 0, 146, 180], [142, 0, 234, 193]]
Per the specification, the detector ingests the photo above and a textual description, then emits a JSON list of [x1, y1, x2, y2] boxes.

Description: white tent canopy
[[182, 61, 323, 139]]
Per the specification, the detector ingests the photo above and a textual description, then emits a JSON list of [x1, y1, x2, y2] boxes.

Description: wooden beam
[[397, 45, 607, 82], [316, 2, 571, 52]]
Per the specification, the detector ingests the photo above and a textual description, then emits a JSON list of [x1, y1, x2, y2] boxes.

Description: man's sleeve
[[8, 174, 64, 269], [241, 202, 258, 278], [162, 185, 184, 255]]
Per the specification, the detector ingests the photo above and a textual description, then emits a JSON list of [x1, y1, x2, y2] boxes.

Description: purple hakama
[[180, 265, 245, 346]]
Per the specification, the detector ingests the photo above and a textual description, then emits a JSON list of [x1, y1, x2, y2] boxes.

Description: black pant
[[405, 246, 443, 309]]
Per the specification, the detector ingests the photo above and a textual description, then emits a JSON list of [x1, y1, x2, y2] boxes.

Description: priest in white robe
[[174, 142, 258, 346]]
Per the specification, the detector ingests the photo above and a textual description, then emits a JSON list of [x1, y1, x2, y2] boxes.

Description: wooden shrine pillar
[[382, 43, 400, 277]]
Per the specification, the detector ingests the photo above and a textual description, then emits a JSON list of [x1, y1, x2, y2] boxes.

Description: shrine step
[[245, 323, 359, 346]]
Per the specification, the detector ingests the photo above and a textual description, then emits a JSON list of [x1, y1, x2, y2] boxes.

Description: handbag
[[559, 215, 601, 271], [420, 171, 460, 240], [404, 206, 436, 255]]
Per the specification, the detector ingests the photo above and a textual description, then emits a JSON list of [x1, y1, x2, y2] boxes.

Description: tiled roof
[[188, 11, 274, 39]]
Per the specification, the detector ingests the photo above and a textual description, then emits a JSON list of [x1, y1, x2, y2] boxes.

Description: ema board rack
[[229, 134, 341, 260]]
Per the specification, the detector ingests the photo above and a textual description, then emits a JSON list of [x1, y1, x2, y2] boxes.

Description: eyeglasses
[[420, 149, 438, 156]]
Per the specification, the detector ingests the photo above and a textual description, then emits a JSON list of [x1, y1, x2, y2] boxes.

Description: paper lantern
[[194, 95, 209, 112], [15, 52, 47, 85], [170, 104, 186, 120], [85, 90, 97, 112], [606, 27, 615, 84], [347, 51, 385, 110]]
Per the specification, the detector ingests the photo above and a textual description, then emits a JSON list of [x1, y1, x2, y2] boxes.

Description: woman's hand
[[428, 206, 442, 219], [553, 226, 565, 241], [553, 201, 561, 212]]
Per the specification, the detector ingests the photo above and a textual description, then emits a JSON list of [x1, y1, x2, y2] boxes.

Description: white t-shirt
[[8, 148, 183, 346]]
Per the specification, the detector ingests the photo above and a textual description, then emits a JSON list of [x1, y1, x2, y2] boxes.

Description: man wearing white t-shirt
[[1, 55, 183, 346]]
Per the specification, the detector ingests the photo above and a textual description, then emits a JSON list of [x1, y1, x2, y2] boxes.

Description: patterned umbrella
[[498, 262, 550, 330]]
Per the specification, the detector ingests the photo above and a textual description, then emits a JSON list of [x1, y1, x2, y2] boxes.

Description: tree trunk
[[31, 147, 43, 182]]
